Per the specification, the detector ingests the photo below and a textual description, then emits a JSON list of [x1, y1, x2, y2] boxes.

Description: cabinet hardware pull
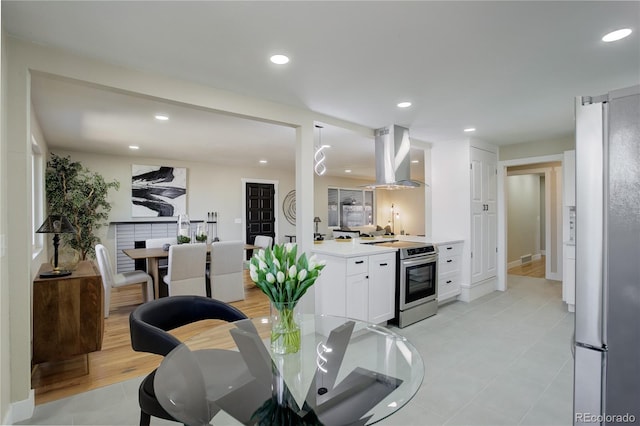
[[380, 263, 388, 266], [447, 247, 453, 250], [355, 260, 364, 264], [447, 280, 452, 284], [447, 259, 453, 263]]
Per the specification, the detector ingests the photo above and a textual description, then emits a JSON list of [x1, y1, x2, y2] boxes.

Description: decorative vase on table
[[270, 302, 301, 355], [195, 222, 207, 243], [177, 213, 191, 244], [249, 243, 326, 355]]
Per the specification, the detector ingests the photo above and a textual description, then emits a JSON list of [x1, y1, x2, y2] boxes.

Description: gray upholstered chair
[[95, 244, 153, 318], [253, 235, 273, 249], [209, 240, 245, 302], [163, 243, 207, 297]]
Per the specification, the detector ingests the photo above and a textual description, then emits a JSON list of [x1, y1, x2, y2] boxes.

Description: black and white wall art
[[131, 165, 187, 217]]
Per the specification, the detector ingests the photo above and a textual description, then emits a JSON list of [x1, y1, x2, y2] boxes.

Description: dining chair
[[253, 235, 273, 249], [95, 244, 154, 318], [144, 237, 176, 286], [208, 240, 245, 302], [129, 295, 248, 426], [163, 243, 207, 296]]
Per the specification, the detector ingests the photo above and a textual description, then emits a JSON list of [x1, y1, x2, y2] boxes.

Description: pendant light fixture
[[314, 125, 328, 176]]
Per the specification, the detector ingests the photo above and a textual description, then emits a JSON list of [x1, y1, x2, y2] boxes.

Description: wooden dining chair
[[163, 243, 207, 296], [95, 244, 154, 318]]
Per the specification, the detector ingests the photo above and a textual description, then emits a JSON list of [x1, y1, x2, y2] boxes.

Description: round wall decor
[[283, 190, 296, 225]]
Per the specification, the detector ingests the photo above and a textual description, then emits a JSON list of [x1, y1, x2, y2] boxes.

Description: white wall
[[431, 139, 471, 288], [1, 21, 11, 425], [507, 174, 541, 263], [375, 188, 426, 236], [500, 136, 574, 161], [53, 149, 297, 257]]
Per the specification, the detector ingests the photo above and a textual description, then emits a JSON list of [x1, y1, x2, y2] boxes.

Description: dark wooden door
[[246, 182, 275, 250]]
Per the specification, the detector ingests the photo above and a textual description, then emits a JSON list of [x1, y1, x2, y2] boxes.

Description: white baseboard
[[6, 389, 34, 424], [532, 253, 542, 261], [459, 278, 497, 302], [508, 253, 543, 269]]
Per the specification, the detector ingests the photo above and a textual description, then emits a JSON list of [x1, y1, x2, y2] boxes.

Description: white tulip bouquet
[[249, 243, 325, 353]]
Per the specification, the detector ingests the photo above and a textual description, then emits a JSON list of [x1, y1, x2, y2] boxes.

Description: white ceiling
[[4, 1, 639, 179]]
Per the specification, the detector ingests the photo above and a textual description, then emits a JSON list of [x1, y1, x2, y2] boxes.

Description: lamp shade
[[313, 217, 321, 223], [36, 215, 76, 234]]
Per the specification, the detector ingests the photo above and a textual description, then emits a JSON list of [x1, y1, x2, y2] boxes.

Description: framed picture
[[131, 165, 187, 217]]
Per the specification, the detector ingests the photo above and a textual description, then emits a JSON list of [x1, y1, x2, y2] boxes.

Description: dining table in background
[[123, 243, 260, 299]]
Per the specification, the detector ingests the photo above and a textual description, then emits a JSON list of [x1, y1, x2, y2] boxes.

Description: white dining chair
[[209, 241, 245, 302], [145, 237, 177, 268], [163, 243, 208, 297], [253, 235, 273, 250], [95, 244, 154, 318]]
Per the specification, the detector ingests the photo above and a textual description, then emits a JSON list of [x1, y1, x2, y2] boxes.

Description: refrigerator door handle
[[574, 97, 605, 349]]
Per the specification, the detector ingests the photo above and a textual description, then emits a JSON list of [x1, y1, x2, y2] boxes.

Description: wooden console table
[[32, 261, 104, 365]]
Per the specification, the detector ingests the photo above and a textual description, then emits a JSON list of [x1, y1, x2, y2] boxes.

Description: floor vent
[[521, 254, 533, 264]]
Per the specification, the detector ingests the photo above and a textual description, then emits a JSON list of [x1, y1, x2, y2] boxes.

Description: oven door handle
[[402, 256, 437, 267]]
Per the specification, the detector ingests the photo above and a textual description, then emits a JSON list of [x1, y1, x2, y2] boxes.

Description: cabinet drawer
[[438, 272, 461, 301], [347, 257, 368, 276], [438, 242, 462, 257], [439, 271, 460, 288], [439, 255, 461, 275]]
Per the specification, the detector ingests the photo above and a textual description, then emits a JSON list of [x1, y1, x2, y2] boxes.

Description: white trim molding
[[6, 389, 34, 424]]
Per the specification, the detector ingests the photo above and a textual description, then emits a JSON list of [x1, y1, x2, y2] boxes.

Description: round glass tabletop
[[154, 314, 424, 425]]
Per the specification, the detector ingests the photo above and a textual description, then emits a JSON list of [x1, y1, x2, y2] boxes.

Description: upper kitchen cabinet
[[431, 140, 498, 302]]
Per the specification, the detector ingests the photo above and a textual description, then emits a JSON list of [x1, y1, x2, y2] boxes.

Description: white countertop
[[311, 235, 465, 258]]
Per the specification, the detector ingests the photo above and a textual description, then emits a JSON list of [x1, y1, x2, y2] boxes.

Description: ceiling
[[4, 1, 639, 179]]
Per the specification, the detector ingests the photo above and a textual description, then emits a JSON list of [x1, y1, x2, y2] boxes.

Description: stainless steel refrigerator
[[574, 85, 640, 424]]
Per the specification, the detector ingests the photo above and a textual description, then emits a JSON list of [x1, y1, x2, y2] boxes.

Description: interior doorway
[[506, 172, 546, 278], [497, 155, 564, 291]]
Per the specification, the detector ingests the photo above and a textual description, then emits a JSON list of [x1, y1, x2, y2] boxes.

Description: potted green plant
[[249, 243, 325, 354], [45, 153, 120, 260]]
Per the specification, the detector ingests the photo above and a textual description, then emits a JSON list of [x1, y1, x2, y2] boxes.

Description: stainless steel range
[[362, 240, 438, 327]]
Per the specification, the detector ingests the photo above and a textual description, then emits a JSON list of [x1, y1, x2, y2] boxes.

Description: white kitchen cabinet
[[437, 242, 463, 302], [367, 253, 396, 324], [315, 251, 396, 324], [563, 150, 576, 207], [563, 245, 576, 312], [470, 147, 497, 284], [345, 256, 369, 321]]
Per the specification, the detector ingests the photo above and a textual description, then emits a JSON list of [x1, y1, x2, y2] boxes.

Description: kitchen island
[[312, 236, 465, 325]]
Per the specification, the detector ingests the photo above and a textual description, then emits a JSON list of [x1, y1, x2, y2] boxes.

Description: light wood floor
[[31, 270, 271, 405], [507, 255, 546, 278]]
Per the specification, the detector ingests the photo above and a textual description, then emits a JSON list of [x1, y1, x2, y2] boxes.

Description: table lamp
[[36, 214, 77, 278], [314, 216, 321, 235]]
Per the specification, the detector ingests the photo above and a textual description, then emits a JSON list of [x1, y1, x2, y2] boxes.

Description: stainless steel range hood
[[365, 125, 422, 190]]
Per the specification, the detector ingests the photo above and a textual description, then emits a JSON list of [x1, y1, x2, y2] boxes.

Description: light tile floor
[[18, 275, 574, 425]]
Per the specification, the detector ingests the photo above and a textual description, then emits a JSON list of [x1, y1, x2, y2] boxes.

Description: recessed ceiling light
[[411, 160, 419, 164], [270, 54, 290, 65], [602, 28, 632, 42], [345, 169, 352, 173], [129, 145, 139, 150], [397, 101, 412, 108], [464, 127, 476, 132], [155, 114, 169, 121], [259, 159, 268, 164]]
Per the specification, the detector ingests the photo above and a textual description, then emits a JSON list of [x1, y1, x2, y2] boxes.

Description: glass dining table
[[153, 314, 424, 425]]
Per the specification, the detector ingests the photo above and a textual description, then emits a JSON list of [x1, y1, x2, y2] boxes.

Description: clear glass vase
[[177, 213, 191, 244], [270, 302, 301, 355], [195, 222, 208, 243]]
